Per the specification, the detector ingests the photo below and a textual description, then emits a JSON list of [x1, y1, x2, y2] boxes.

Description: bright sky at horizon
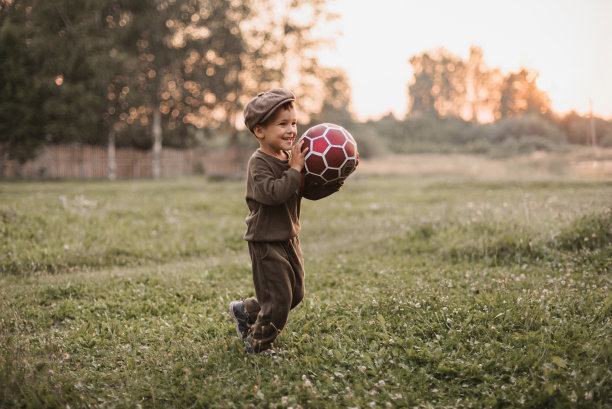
[[318, 0, 612, 120]]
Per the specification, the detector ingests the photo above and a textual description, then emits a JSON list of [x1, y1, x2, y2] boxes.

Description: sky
[[317, 0, 612, 120]]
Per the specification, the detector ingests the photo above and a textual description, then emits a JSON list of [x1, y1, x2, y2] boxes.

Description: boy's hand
[[289, 139, 308, 172]]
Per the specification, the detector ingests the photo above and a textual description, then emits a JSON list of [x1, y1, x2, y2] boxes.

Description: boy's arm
[[301, 179, 344, 201], [250, 158, 302, 205]]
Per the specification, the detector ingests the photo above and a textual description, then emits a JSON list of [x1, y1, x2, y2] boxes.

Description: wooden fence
[[1, 145, 250, 180]]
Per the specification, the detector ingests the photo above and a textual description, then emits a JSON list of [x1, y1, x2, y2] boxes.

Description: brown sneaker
[[228, 301, 250, 340]]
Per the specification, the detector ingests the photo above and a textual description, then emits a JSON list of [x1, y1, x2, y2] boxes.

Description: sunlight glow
[[320, 0, 612, 120]]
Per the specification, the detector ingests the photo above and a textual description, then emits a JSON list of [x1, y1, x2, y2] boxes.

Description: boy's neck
[[259, 147, 289, 161]]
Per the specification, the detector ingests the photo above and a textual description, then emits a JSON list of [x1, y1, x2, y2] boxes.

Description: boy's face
[[254, 107, 298, 156]]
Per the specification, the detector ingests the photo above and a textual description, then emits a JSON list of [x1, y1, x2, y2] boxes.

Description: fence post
[[152, 109, 162, 179], [108, 129, 116, 180]]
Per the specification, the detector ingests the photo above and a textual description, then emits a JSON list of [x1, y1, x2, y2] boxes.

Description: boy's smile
[[254, 107, 298, 159]]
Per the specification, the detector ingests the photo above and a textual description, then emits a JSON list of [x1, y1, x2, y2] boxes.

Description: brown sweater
[[244, 149, 342, 242]]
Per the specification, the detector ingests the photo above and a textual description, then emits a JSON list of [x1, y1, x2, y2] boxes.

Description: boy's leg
[[247, 240, 303, 351], [287, 237, 305, 310]]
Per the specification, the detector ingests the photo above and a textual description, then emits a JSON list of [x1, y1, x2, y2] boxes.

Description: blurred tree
[[496, 67, 551, 120], [1, 0, 341, 178], [0, 0, 135, 170], [240, 0, 338, 124], [94, 3, 141, 179], [195, 0, 251, 144], [408, 48, 553, 125], [120, 0, 187, 177], [408, 48, 467, 119], [465, 46, 501, 123], [117, 0, 254, 177], [0, 5, 47, 170], [307, 67, 354, 126], [407, 52, 436, 117], [27, 1, 119, 144]]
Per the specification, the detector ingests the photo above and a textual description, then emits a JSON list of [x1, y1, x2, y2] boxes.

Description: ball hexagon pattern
[[300, 123, 358, 186]]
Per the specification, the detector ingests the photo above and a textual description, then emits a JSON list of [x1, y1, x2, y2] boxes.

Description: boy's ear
[[253, 125, 265, 140]]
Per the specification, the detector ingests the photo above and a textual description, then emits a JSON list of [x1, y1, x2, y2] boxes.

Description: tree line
[[408, 46, 552, 122], [345, 47, 612, 159], [2, 0, 611, 177], [0, 0, 349, 177]]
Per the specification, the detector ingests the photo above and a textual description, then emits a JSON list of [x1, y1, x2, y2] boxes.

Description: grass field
[[1, 175, 611, 408]]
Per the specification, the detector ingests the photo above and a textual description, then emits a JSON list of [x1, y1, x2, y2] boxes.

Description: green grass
[[1, 176, 611, 408]]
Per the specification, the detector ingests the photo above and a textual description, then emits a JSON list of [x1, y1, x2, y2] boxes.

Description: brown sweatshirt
[[244, 149, 342, 242]]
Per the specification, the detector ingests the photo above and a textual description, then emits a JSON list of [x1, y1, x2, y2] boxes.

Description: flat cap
[[243, 88, 295, 132]]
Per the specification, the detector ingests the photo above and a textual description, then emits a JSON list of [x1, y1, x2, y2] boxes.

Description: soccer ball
[[300, 123, 358, 185]]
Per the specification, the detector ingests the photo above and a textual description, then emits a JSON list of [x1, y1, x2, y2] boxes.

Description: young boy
[[229, 88, 342, 356]]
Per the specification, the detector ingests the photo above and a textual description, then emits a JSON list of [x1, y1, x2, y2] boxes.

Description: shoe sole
[[256, 349, 277, 357], [228, 302, 246, 340], [244, 341, 277, 357]]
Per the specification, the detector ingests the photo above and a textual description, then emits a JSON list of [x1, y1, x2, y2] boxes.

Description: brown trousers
[[243, 237, 305, 351]]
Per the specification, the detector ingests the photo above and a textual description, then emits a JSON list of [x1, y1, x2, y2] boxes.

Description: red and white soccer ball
[[300, 123, 358, 186]]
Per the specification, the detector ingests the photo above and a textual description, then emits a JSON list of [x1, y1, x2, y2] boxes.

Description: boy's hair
[[243, 88, 296, 133]]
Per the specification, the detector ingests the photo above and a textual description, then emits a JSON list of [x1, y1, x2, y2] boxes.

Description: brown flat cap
[[243, 88, 295, 132]]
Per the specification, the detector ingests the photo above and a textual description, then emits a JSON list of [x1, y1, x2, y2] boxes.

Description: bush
[[346, 113, 597, 158], [488, 134, 569, 158], [561, 111, 612, 145], [555, 209, 612, 251], [484, 114, 566, 143], [599, 132, 612, 147]]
